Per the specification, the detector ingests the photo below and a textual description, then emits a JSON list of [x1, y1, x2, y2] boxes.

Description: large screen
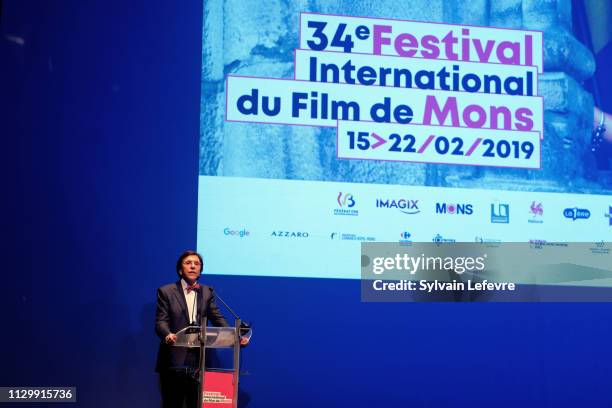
[[198, 2, 611, 279]]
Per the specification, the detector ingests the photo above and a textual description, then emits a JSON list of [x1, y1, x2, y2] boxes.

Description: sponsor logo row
[[335, 192, 612, 225], [221, 227, 609, 254], [222, 227, 608, 251]]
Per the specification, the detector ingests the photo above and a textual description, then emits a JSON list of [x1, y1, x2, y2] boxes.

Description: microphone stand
[[197, 309, 207, 408], [210, 288, 252, 335]]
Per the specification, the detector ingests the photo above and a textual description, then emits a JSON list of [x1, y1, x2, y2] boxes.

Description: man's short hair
[[176, 250, 204, 276]]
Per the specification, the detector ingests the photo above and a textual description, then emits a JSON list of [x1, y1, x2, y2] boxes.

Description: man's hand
[[240, 336, 250, 346], [165, 333, 177, 344]]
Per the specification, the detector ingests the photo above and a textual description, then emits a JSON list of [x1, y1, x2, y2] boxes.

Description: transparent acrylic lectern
[[171, 319, 250, 408]]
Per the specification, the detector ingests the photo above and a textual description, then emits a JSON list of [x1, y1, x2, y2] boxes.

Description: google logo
[[223, 228, 250, 238]]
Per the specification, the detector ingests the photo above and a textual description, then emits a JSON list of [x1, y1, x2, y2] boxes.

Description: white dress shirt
[[181, 279, 198, 325]]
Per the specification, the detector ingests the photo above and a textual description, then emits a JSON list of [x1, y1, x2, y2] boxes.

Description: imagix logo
[[563, 207, 590, 221], [490, 203, 510, 223], [223, 228, 250, 237], [376, 198, 420, 214], [334, 192, 358, 216], [435, 203, 473, 215]]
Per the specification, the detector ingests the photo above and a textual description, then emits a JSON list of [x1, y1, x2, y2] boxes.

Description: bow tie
[[186, 283, 201, 293]]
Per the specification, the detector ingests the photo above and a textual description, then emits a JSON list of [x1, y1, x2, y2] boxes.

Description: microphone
[[209, 287, 252, 335]]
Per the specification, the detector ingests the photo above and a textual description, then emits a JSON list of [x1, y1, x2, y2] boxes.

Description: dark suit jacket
[[155, 281, 228, 372]]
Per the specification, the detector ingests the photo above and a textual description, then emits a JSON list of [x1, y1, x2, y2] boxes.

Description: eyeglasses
[[182, 260, 202, 266]]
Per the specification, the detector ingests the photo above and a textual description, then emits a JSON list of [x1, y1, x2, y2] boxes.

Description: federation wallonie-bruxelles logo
[[334, 192, 358, 216]]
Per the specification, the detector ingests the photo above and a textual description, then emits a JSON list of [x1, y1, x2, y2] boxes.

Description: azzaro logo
[[271, 231, 309, 238]]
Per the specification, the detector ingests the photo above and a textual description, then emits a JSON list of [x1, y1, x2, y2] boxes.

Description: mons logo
[[435, 203, 473, 215]]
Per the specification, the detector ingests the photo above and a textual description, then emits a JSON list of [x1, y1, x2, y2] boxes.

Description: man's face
[[180, 254, 202, 284]]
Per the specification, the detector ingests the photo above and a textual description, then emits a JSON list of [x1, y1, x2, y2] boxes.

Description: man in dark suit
[[155, 250, 231, 408]]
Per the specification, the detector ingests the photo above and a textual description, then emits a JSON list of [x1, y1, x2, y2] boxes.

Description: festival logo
[[490, 203, 510, 223], [330, 232, 375, 241], [528, 239, 546, 249], [529, 239, 568, 249]]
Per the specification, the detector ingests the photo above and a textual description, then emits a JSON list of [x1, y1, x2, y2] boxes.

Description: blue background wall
[[3, 1, 612, 407]]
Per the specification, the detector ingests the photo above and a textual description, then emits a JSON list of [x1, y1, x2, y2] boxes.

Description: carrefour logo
[[435, 203, 473, 215], [376, 199, 420, 214], [563, 208, 590, 221], [399, 231, 412, 246], [223, 228, 250, 237]]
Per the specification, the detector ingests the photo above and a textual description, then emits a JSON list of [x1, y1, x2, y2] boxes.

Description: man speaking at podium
[[155, 250, 240, 408]]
